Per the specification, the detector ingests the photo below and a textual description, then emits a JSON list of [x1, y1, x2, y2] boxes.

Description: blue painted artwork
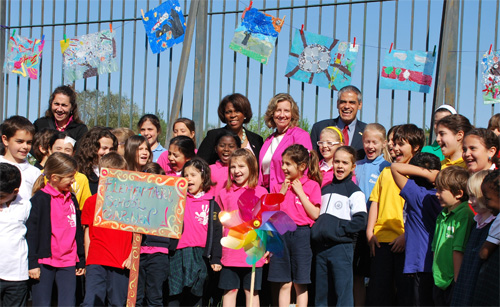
[[229, 7, 285, 64], [380, 49, 436, 93], [142, 0, 186, 54], [285, 29, 358, 90]]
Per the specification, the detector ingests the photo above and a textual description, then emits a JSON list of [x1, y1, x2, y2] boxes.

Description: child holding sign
[[81, 153, 133, 307]]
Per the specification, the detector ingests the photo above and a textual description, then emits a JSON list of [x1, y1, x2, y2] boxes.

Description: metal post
[[192, 0, 207, 146], [166, 0, 200, 143], [0, 0, 6, 121]]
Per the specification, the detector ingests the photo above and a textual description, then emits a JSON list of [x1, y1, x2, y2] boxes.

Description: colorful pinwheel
[[218, 193, 297, 265]]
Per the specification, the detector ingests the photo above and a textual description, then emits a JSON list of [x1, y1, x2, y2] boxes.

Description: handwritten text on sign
[[93, 168, 187, 238]]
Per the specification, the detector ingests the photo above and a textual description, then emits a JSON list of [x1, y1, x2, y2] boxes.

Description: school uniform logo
[[68, 203, 77, 227], [195, 204, 209, 225]]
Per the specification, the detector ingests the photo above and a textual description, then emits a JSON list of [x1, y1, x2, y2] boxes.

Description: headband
[[436, 104, 457, 115], [325, 126, 343, 143], [64, 136, 76, 147]]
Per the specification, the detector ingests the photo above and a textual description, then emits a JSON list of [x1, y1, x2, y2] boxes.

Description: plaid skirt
[[169, 247, 208, 297]]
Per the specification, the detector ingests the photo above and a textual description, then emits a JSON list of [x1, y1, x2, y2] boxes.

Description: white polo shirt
[[0, 156, 41, 200], [0, 194, 31, 281]]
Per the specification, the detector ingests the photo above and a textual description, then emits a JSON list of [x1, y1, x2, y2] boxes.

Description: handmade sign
[[4, 34, 44, 79], [141, 0, 186, 54], [285, 29, 358, 90], [229, 6, 285, 65], [95, 168, 187, 307], [482, 51, 500, 104], [380, 49, 436, 93], [94, 168, 187, 238], [60, 29, 118, 82]]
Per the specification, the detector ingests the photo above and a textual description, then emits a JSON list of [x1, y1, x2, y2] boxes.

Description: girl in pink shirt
[[269, 144, 322, 307], [317, 126, 344, 187], [27, 152, 85, 306], [210, 131, 241, 196], [217, 148, 268, 307], [157, 135, 196, 176], [168, 158, 221, 306]]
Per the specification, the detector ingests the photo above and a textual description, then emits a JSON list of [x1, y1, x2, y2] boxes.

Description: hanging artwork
[[60, 29, 118, 82], [141, 0, 186, 54], [285, 29, 358, 90], [4, 34, 44, 79], [229, 6, 285, 65], [380, 49, 436, 93], [482, 51, 500, 104]]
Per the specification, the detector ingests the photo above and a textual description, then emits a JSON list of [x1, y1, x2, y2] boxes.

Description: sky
[[2, 0, 500, 135]]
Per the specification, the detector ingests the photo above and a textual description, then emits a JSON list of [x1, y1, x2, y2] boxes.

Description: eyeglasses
[[317, 141, 340, 147]]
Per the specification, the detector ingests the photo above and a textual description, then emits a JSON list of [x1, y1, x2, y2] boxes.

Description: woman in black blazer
[[198, 93, 263, 165]]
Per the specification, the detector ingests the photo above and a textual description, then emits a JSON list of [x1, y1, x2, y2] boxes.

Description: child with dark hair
[[0, 116, 41, 200], [157, 135, 196, 176], [210, 130, 241, 196], [422, 105, 457, 160], [82, 152, 132, 307], [479, 169, 500, 260], [432, 166, 474, 306], [32, 128, 57, 169], [0, 163, 31, 306], [366, 124, 424, 306], [436, 114, 473, 169], [487, 113, 500, 136], [124, 135, 153, 172], [391, 152, 442, 306], [74, 127, 118, 194], [138, 114, 166, 162]]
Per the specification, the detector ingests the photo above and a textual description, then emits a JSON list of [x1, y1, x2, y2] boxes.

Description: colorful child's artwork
[[229, 7, 285, 65], [141, 0, 186, 54], [285, 29, 358, 90], [4, 34, 44, 79], [60, 30, 118, 82], [380, 49, 436, 93], [482, 51, 500, 104]]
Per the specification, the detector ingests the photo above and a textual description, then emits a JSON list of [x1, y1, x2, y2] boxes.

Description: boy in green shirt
[[432, 166, 474, 306]]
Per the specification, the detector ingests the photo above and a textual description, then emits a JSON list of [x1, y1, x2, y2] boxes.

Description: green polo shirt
[[431, 201, 474, 289], [421, 140, 445, 161]]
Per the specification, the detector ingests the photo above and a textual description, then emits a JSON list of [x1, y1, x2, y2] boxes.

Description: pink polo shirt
[[217, 184, 268, 267], [271, 176, 322, 227], [38, 184, 78, 267], [210, 160, 229, 196], [319, 160, 334, 188], [177, 189, 214, 249]]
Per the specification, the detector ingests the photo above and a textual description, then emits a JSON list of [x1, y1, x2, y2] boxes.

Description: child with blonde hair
[[317, 126, 344, 187]]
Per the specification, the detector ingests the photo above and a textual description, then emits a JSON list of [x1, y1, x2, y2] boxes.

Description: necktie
[[342, 125, 349, 146]]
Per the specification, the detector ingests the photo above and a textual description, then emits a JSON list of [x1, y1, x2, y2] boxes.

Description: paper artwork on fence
[[482, 51, 500, 104], [379, 49, 436, 93], [4, 34, 44, 79], [142, 0, 186, 54], [285, 29, 358, 90], [229, 7, 285, 65], [60, 30, 118, 82]]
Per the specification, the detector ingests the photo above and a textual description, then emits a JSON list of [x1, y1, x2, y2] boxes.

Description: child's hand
[[367, 233, 380, 257], [280, 180, 290, 195], [389, 234, 405, 253], [122, 252, 133, 269], [263, 251, 271, 264], [75, 268, 86, 276], [29, 268, 40, 280], [211, 264, 222, 272], [290, 179, 305, 196]]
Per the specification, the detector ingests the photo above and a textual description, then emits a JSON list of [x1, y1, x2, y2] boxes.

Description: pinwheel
[[219, 193, 297, 304]]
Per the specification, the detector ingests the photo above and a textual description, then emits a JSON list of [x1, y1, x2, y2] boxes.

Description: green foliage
[[77, 89, 169, 145]]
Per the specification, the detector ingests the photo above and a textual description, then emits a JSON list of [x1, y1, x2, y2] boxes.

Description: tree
[[76, 89, 169, 144]]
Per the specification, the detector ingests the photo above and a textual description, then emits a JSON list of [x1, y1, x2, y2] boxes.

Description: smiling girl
[[217, 149, 268, 307], [269, 144, 322, 307], [462, 128, 499, 173], [435, 114, 473, 169], [27, 152, 85, 306], [124, 135, 153, 172], [138, 114, 166, 162], [317, 126, 344, 187], [210, 131, 241, 196]]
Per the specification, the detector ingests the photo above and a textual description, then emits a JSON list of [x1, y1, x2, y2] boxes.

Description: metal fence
[[1, 0, 499, 142]]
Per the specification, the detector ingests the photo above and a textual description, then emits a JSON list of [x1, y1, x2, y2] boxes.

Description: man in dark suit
[[310, 85, 367, 160]]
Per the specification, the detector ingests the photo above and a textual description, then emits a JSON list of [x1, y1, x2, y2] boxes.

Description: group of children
[[0, 108, 499, 307]]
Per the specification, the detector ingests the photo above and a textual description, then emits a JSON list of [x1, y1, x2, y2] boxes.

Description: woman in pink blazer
[[259, 93, 313, 190]]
